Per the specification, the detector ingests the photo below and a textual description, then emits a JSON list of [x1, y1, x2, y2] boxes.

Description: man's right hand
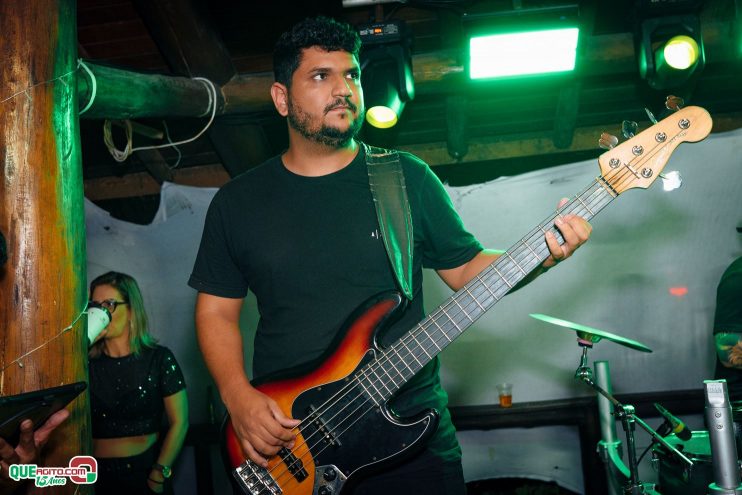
[[228, 386, 301, 467], [194, 293, 301, 466]]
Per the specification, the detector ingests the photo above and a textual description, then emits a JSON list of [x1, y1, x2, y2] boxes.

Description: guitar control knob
[[323, 467, 337, 481], [319, 486, 333, 495]]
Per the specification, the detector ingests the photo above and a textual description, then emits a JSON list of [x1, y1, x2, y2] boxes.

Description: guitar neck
[[356, 176, 618, 403]]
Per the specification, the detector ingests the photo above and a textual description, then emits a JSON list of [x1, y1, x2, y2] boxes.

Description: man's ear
[[271, 83, 289, 117]]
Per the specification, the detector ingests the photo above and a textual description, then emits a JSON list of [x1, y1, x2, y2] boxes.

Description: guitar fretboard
[[355, 177, 617, 405]]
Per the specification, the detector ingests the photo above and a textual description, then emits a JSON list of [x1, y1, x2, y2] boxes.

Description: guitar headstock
[[598, 106, 712, 194]]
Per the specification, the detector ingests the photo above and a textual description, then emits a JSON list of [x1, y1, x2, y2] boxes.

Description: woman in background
[[89, 271, 188, 494]]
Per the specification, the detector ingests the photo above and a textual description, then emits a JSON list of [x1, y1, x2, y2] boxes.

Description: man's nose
[[332, 76, 353, 97]]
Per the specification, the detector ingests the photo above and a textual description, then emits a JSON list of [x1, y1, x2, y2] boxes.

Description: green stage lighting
[[636, 11, 705, 90], [359, 20, 415, 129], [663, 35, 700, 70], [469, 27, 579, 80]]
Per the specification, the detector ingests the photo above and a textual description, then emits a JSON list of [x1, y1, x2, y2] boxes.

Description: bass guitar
[[223, 105, 712, 495]]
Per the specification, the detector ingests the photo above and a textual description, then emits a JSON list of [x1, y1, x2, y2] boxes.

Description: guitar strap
[[364, 142, 414, 301]]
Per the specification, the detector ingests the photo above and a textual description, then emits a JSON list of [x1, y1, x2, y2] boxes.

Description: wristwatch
[[153, 463, 172, 479]]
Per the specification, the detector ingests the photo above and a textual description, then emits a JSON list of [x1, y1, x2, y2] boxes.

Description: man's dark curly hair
[[273, 16, 361, 87]]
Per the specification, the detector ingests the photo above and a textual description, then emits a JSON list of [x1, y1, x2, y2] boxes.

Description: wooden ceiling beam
[[132, 0, 235, 84]]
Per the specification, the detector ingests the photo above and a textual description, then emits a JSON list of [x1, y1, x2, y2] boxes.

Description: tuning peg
[[621, 120, 638, 139], [660, 170, 683, 191], [645, 108, 658, 124], [665, 95, 685, 111], [599, 132, 618, 150]]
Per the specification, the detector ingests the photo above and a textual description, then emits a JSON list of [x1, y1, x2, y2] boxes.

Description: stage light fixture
[[636, 12, 705, 90], [469, 27, 578, 79], [358, 21, 415, 129], [464, 5, 580, 81]]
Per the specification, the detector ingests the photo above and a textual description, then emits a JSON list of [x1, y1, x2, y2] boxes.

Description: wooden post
[[0, 2, 90, 493]]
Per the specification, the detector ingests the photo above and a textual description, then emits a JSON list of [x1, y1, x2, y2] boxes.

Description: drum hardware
[[530, 314, 692, 495], [637, 418, 672, 465], [648, 382, 742, 495], [638, 404, 691, 468]]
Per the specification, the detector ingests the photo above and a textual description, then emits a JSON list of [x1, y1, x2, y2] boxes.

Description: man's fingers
[[34, 409, 69, 448], [543, 214, 589, 268], [264, 422, 295, 445], [270, 405, 299, 442], [563, 213, 592, 239], [242, 440, 269, 467], [554, 215, 591, 254], [16, 419, 35, 454]]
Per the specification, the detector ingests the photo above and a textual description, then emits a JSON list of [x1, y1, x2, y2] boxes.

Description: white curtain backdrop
[[85, 127, 742, 493]]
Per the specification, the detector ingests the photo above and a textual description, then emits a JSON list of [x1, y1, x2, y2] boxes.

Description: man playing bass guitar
[[188, 16, 591, 495]]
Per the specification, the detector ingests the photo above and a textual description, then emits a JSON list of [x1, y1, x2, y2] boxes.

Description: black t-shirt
[[89, 345, 186, 438], [189, 144, 482, 459], [713, 257, 742, 398]]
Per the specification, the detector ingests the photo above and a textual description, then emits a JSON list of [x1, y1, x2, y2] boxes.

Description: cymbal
[[529, 313, 652, 353]]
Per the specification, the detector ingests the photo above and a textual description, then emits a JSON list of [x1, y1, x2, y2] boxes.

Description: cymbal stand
[[574, 343, 693, 494]]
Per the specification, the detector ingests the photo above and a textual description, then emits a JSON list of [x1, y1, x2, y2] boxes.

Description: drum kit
[[530, 313, 742, 495]]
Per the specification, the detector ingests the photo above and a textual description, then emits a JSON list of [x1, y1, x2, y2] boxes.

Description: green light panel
[[469, 27, 579, 79]]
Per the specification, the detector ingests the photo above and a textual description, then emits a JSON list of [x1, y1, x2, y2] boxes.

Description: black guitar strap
[[364, 142, 414, 301]]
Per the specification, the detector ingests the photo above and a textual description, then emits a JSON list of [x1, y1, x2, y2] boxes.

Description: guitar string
[[415, 128, 685, 369], [238, 129, 678, 490], [245, 176, 618, 490], [382, 184, 610, 375], [383, 171, 622, 359], [407, 127, 682, 366], [241, 172, 621, 490]]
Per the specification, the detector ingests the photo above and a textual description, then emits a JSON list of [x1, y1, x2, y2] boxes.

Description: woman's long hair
[[88, 271, 157, 358]]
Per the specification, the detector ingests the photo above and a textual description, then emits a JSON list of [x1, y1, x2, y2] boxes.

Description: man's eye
[[313, 73, 327, 80], [348, 72, 360, 80]]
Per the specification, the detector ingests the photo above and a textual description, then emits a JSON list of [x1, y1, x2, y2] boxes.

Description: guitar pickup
[[278, 447, 308, 482], [307, 405, 342, 448]]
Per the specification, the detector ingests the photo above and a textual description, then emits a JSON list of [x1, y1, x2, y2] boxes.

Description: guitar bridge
[[233, 460, 282, 495]]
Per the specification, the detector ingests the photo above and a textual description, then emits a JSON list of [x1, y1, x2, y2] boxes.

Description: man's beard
[[287, 97, 364, 147]]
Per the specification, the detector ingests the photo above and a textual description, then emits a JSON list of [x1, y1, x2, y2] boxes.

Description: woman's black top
[[90, 345, 186, 438]]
